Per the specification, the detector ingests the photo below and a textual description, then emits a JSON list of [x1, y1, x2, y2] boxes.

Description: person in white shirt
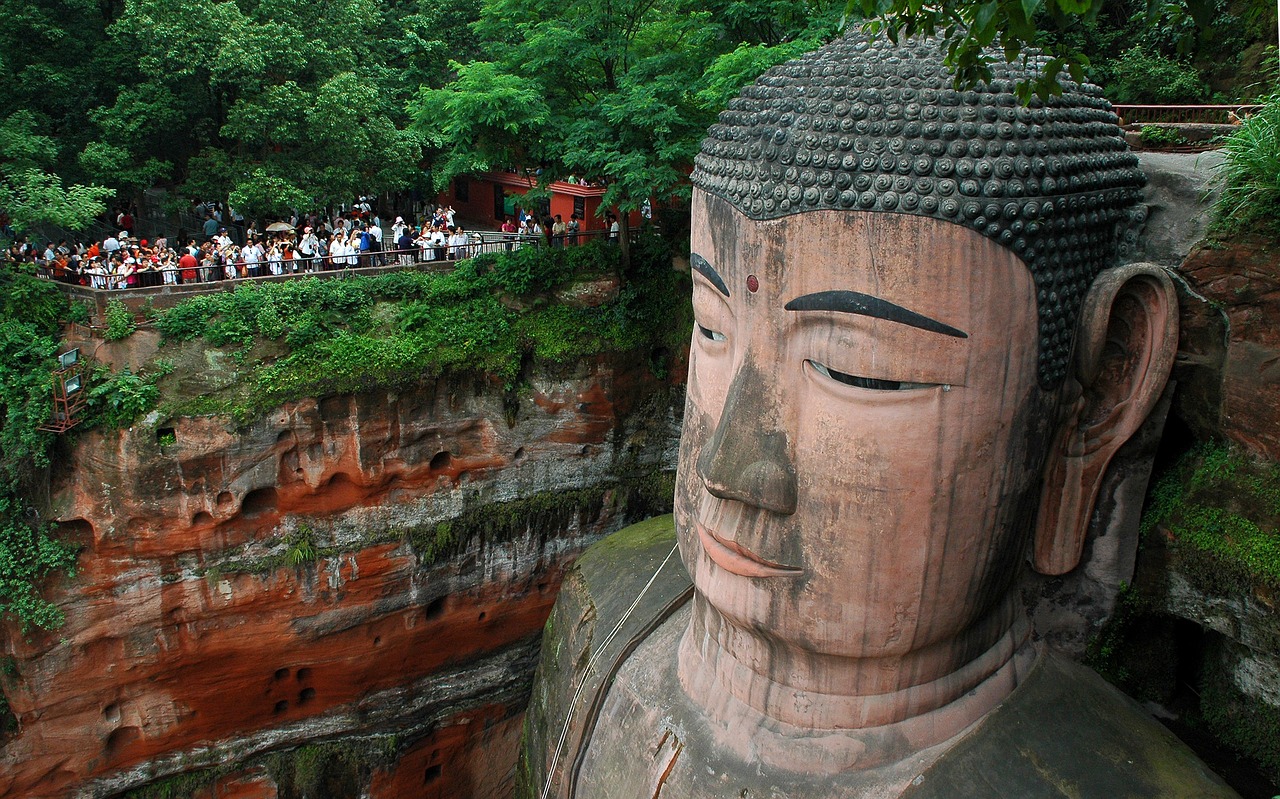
[[242, 244, 260, 277], [448, 227, 469, 260]]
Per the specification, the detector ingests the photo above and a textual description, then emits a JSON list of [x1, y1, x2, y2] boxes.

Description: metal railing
[[1113, 104, 1263, 125], [40, 228, 631, 294]]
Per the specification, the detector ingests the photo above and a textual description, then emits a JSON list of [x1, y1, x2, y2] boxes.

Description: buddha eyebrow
[[691, 253, 729, 297], [784, 291, 968, 338]]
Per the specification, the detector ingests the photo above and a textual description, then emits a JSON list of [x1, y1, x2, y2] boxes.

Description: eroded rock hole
[[425, 596, 447, 620], [155, 427, 176, 445], [216, 491, 234, 507], [191, 511, 213, 526], [296, 667, 312, 682], [298, 687, 316, 704], [274, 667, 290, 681], [57, 518, 95, 540], [104, 726, 140, 756], [513, 447, 525, 461], [424, 764, 442, 785], [373, 636, 382, 647], [102, 703, 120, 723], [273, 700, 289, 715], [240, 487, 278, 516], [478, 612, 487, 622], [429, 451, 453, 471]]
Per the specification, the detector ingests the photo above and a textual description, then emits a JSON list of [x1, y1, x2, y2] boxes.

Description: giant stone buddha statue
[[519, 31, 1238, 799]]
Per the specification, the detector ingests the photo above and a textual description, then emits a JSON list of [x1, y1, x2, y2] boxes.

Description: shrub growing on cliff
[[103, 298, 136, 341], [153, 237, 691, 423], [1214, 94, 1280, 235]]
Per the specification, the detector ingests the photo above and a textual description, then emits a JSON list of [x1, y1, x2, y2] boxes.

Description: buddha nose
[[695, 357, 798, 515]]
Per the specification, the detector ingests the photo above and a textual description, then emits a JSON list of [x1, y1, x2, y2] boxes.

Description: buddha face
[[675, 190, 1058, 660]]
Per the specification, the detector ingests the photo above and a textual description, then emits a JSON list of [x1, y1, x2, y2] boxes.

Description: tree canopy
[[412, 0, 842, 215], [0, 0, 1270, 235]]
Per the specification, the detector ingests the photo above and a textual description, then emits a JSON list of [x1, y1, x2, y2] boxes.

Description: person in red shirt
[[178, 251, 198, 284]]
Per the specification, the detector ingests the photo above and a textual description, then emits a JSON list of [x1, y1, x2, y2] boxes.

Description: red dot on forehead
[[746, 274, 759, 293]]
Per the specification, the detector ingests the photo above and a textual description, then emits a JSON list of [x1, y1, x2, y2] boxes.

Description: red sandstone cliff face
[[1175, 235, 1280, 460], [0, 353, 682, 799]]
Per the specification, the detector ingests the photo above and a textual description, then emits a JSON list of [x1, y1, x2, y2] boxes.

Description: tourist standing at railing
[[356, 226, 372, 267], [551, 214, 566, 248], [241, 241, 259, 278], [567, 214, 580, 246], [501, 217, 517, 251], [448, 227, 469, 260], [369, 220, 384, 266], [396, 227, 414, 265], [313, 232, 328, 269], [298, 227, 318, 271]]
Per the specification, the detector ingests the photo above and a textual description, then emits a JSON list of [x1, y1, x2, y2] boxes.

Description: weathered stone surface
[[524, 520, 1238, 799], [1, 352, 682, 799], [1134, 151, 1223, 269], [554, 275, 621, 308], [1178, 235, 1280, 459]]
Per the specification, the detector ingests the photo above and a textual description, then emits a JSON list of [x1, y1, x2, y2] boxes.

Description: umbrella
[[266, 221, 295, 232]]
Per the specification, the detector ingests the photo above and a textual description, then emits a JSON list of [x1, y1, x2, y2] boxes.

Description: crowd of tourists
[[18, 203, 598, 290]]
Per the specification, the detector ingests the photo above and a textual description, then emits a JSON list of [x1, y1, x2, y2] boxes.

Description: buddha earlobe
[[1033, 263, 1180, 576]]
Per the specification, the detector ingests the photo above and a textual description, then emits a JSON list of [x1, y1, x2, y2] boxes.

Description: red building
[[435, 171, 645, 233]]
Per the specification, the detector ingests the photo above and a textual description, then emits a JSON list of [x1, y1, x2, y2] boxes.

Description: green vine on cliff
[[1140, 440, 1280, 595], [0, 266, 80, 634]]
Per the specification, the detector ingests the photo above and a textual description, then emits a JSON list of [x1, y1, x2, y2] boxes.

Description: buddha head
[[673, 33, 1178, 744]]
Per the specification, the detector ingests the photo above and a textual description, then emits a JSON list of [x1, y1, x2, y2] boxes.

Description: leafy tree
[[83, 0, 444, 217], [0, 112, 111, 235], [848, 0, 1270, 101], [413, 0, 840, 264]]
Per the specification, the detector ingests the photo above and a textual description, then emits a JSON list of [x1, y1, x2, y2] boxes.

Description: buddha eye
[[808, 360, 936, 391], [698, 323, 727, 342]]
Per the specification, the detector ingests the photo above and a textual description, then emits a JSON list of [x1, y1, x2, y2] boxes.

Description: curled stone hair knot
[[691, 32, 1147, 388]]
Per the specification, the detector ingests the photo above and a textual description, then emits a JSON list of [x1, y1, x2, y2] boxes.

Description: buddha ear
[[1033, 263, 1179, 576]]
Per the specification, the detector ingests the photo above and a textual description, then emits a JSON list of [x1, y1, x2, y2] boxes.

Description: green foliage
[[263, 737, 399, 799], [1137, 125, 1189, 147], [2, 269, 66, 336], [849, 0, 1101, 101], [103, 298, 136, 341], [852, 0, 1266, 102], [1108, 45, 1208, 104], [0, 499, 78, 633], [1213, 94, 1280, 235], [1198, 655, 1280, 783], [1083, 581, 1146, 687], [83, 361, 172, 430], [119, 767, 223, 799], [0, 111, 111, 236], [156, 241, 690, 423], [65, 301, 91, 326], [417, 0, 842, 214], [285, 526, 317, 567], [1141, 440, 1280, 595]]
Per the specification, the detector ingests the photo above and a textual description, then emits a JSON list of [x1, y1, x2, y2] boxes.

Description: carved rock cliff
[[0, 352, 682, 799]]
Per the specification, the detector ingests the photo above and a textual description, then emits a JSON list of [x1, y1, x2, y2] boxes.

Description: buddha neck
[[675, 589, 1036, 772]]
